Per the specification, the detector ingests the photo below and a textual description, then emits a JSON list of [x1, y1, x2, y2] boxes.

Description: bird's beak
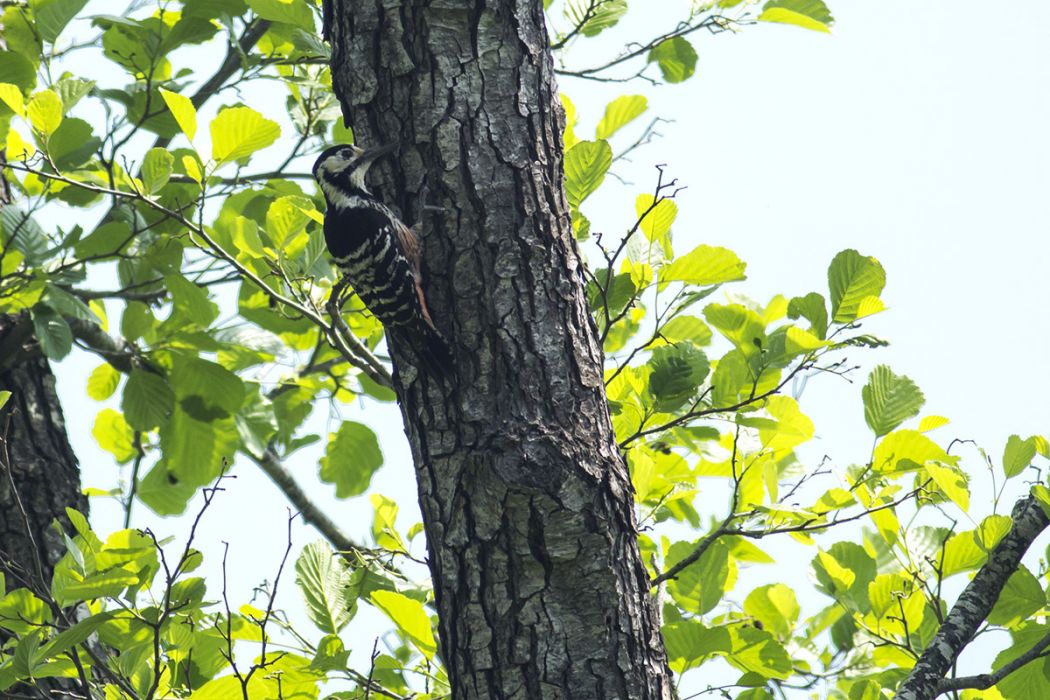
[[359, 142, 397, 164]]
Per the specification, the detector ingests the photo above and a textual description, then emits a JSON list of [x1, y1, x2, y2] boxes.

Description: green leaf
[[586, 268, 637, 318], [1003, 435, 1037, 478], [660, 245, 746, 285], [166, 275, 219, 327], [0, 51, 37, 92], [122, 370, 174, 431], [0, 83, 24, 116], [52, 568, 140, 606], [32, 0, 90, 43], [812, 542, 876, 612], [369, 590, 436, 659], [994, 625, 1050, 700], [787, 292, 828, 339], [210, 105, 280, 164], [86, 363, 120, 401], [828, 249, 885, 323], [136, 463, 197, 515], [40, 611, 116, 658], [265, 195, 312, 249], [0, 588, 51, 635], [667, 539, 732, 615], [862, 365, 924, 437], [91, 409, 136, 463], [704, 303, 765, 358], [635, 193, 677, 249], [563, 0, 627, 38], [759, 0, 834, 33], [320, 421, 383, 498], [564, 140, 611, 208], [648, 37, 698, 83], [660, 315, 712, 346], [245, 0, 316, 30], [727, 625, 792, 680], [231, 215, 264, 258], [648, 343, 710, 410], [53, 77, 94, 111], [159, 408, 238, 486], [988, 566, 1044, 627], [663, 620, 730, 673], [596, 95, 647, 139], [744, 584, 799, 639], [158, 88, 197, 141], [295, 540, 355, 635], [27, 89, 63, 136], [141, 148, 174, 194], [234, 388, 277, 458], [0, 390, 10, 411], [31, 306, 72, 359], [925, 461, 969, 511], [47, 117, 100, 169], [170, 356, 245, 415]]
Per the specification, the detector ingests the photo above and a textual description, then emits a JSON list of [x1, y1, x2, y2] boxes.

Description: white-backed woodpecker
[[312, 143, 451, 375]]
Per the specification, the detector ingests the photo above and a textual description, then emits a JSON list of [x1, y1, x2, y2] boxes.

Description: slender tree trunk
[[0, 313, 86, 592], [324, 2, 672, 697]]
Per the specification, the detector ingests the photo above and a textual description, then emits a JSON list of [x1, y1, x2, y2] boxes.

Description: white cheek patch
[[320, 179, 356, 209]]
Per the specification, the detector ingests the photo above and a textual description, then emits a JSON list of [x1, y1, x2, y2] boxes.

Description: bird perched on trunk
[[312, 143, 452, 375]]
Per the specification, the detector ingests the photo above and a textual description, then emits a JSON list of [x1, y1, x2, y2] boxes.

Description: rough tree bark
[[0, 313, 87, 592], [323, 1, 672, 697]]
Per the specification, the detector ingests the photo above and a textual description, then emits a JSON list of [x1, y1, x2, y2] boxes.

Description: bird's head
[[312, 143, 396, 194]]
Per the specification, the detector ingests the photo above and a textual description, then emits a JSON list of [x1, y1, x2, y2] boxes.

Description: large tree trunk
[[324, 2, 672, 697], [0, 313, 87, 592]]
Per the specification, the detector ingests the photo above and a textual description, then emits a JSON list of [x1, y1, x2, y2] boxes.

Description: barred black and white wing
[[323, 204, 451, 374]]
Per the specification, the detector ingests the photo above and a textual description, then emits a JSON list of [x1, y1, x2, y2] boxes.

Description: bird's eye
[[341, 148, 353, 159]]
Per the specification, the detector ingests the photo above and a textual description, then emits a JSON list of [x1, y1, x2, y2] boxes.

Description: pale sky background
[[35, 0, 1050, 695]]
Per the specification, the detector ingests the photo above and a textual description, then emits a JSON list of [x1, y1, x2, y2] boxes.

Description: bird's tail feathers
[[389, 322, 454, 378]]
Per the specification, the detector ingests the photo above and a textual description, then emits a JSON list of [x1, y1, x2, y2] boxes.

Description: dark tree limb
[[897, 494, 1050, 699]]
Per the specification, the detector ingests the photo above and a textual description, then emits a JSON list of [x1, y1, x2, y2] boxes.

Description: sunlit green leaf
[[660, 245, 746, 285], [245, 0, 316, 30], [86, 363, 120, 401], [759, 0, 834, 33], [744, 584, 799, 639], [862, 365, 924, 437], [828, 249, 885, 323], [370, 590, 436, 659], [27, 89, 63, 136], [0, 83, 24, 116], [563, 0, 627, 38], [211, 105, 280, 164], [159, 87, 197, 141], [787, 292, 828, 339], [596, 94, 647, 139], [564, 140, 611, 209], [91, 409, 136, 463], [1003, 435, 1037, 478]]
